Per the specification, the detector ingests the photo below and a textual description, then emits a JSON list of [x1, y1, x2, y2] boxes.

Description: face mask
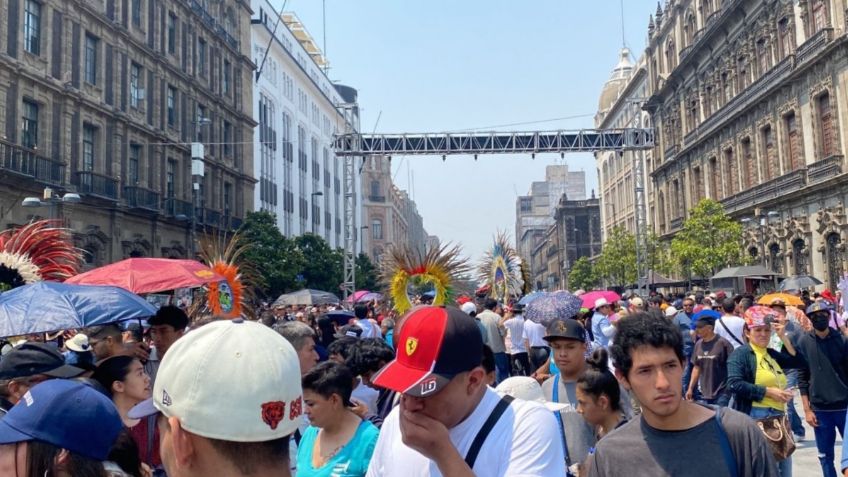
[[812, 314, 831, 332]]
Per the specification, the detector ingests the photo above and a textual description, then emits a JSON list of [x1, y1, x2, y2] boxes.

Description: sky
[[277, 0, 658, 262]]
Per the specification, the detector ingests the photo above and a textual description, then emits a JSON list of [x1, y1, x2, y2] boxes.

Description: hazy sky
[[279, 0, 657, 263]]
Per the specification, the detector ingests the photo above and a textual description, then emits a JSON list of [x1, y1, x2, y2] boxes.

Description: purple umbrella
[[356, 292, 383, 303], [523, 291, 583, 327]]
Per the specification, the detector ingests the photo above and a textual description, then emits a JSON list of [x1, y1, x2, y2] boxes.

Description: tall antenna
[[619, 0, 627, 49], [322, 0, 327, 69]]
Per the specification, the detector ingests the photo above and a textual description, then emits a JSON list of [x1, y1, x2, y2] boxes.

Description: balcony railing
[[796, 27, 833, 65], [204, 208, 222, 227], [721, 169, 807, 214], [664, 144, 679, 160], [368, 195, 386, 202], [0, 141, 65, 185], [76, 171, 118, 199], [670, 217, 684, 231], [163, 197, 193, 218], [123, 186, 160, 211], [807, 154, 844, 184]]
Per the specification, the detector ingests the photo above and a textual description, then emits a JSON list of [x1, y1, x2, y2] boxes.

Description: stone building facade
[[645, 0, 848, 289], [0, 0, 255, 266]]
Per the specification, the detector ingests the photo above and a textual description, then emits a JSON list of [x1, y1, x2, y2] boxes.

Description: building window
[[82, 125, 96, 172], [664, 39, 677, 72], [684, 14, 696, 46], [128, 144, 141, 184], [761, 125, 776, 180], [741, 137, 755, 187], [784, 111, 801, 170], [778, 18, 793, 58], [736, 56, 749, 91], [197, 38, 207, 76], [756, 38, 770, 75], [24, 0, 40, 56], [84, 34, 98, 85], [130, 63, 142, 109], [371, 219, 383, 240], [223, 121, 232, 157], [817, 93, 835, 159], [166, 160, 175, 198], [223, 60, 231, 95], [167, 13, 177, 54], [196, 104, 207, 142], [131, 0, 142, 26], [21, 99, 39, 149], [812, 0, 829, 33], [167, 86, 176, 127], [723, 147, 735, 196], [708, 157, 718, 199]]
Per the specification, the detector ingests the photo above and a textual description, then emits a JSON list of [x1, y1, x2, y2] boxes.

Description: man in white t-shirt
[[502, 306, 532, 376], [367, 306, 565, 477], [354, 304, 381, 338], [523, 316, 550, 371], [714, 297, 746, 349]]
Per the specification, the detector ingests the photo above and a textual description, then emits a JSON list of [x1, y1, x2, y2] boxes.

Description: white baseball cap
[[594, 298, 610, 309], [495, 376, 568, 412], [460, 302, 477, 315], [129, 319, 302, 441], [664, 306, 679, 317]]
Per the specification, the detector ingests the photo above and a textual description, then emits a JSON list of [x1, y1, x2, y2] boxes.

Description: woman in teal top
[[297, 361, 379, 477]]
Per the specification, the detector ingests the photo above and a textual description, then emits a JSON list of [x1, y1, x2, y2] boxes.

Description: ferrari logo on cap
[[405, 337, 419, 356]]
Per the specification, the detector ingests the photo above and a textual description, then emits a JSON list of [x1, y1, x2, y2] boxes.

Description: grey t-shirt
[[541, 377, 596, 465], [586, 406, 778, 477]]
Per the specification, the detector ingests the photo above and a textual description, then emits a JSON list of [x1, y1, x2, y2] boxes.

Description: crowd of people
[[2, 284, 848, 476]]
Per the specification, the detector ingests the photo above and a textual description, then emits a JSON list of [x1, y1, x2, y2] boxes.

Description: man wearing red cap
[[366, 306, 565, 476]]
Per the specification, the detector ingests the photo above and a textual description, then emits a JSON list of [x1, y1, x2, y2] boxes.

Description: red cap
[[371, 306, 482, 397]]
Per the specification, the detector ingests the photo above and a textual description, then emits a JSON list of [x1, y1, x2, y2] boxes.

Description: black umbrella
[[272, 289, 341, 306], [778, 275, 823, 291]]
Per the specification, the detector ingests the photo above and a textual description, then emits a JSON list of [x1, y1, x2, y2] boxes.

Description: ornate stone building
[[0, 0, 255, 266], [645, 0, 848, 289]]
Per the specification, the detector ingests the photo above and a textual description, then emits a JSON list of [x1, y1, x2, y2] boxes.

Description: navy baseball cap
[[543, 318, 587, 342], [0, 342, 84, 380], [0, 379, 123, 460]]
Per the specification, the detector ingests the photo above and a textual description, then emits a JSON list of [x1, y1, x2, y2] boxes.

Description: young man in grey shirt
[[586, 313, 777, 477]]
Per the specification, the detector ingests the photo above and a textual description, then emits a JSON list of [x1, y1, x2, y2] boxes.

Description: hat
[[147, 305, 189, 330], [496, 376, 568, 412], [543, 318, 587, 343], [334, 324, 363, 339], [86, 324, 123, 340], [0, 380, 123, 460], [716, 291, 727, 301], [744, 305, 779, 328], [371, 306, 482, 397], [693, 310, 720, 327], [128, 319, 303, 441], [822, 290, 837, 303], [594, 298, 611, 309], [630, 297, 644, 308], [664, 306, 679, 317], [65, 333, 91, 353], [460, 302, 477, 315], [0, 343, 84, 380], [807, 301, 833, 316]]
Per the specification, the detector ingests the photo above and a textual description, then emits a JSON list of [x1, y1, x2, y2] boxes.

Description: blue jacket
[[727, 343, 805, 415]]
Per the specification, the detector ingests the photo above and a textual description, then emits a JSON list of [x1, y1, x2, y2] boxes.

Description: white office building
[[250, 1, 360, 248]]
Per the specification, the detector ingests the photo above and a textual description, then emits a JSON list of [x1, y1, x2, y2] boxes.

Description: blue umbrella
[[518, 291, 544, 306], [524, 291, 583, 327], [0, 282, 157, 338]]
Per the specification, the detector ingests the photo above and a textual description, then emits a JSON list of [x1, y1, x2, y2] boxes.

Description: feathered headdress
[[0, 220, 82, 291], [380, 243, 469, 315], [194, 232, 257, 320], [478, 232, 524, 303]]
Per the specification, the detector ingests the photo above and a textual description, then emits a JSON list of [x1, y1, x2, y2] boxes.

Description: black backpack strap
[[718, 318, 744, 346], [465, 395, 514, 469]]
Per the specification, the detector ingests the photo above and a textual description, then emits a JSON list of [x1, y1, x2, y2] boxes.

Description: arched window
[[812, 0, 829, 33], [792, 238, 807, 275], [684, 13, 696, 45], [826, 232, 842, 290], [665, 39, 677, 72], [769, 243, 783, 274]]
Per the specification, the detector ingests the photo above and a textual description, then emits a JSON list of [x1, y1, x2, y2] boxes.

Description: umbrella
[[273, 289, 340, 306], [0, 282, 157, 338], [356, 292, 383, 303], [580, 290, 622, 309], [524, 291, 583, 327], [345, 290, 371, 303], [518, 291, 545, 306], [323, 310, 355, 327], [66, 258, 225, 294], [778, 275, 823, 291], [757, 293, 805, 307]]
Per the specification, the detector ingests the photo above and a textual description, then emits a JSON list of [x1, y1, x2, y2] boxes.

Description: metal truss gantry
[[334, 128, 654, 156]]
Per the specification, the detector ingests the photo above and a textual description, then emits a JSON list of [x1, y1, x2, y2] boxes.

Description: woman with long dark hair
[[575, 348, 626, 440]]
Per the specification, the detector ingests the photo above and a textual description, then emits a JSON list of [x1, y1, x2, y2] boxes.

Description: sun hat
[[0, 342, 84, 380], [371, 306, 482, 397], [0, 379, 122, 460], [496, 376, 568, 412], [744, 305, 779, 328], [129, 319, 303, 441], [65, 333, 91, 353], [594, 298, 610, 309]]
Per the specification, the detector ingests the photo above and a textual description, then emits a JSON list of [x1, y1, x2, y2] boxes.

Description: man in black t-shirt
[[686, 313, 734, 407], [586, 313, 776, 477]]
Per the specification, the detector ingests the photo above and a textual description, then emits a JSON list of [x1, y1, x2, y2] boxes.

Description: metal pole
[[191, 181, 197, 257]]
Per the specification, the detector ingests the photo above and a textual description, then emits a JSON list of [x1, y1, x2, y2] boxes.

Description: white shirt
[[523, 320, 547, 347], [351, 378, 380, 415], [715, 314, 746, 349], [503, 315, 527, 354], [355, 318, 381, 339], [366, 387, 565, 477]]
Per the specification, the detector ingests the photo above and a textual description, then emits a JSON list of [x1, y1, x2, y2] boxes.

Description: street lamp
[[310, 191, 323, 235], [22, 187, 80, 221], [190, 116, 211, 257]]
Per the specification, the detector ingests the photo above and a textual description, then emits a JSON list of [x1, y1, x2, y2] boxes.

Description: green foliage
[[355, 253, 380, 290], [238, 211, 305, 299], [595, 226, 638, 287], [670, 199, 743, 279], [568, 256, 598, 290], [294, 234, 344, 293]]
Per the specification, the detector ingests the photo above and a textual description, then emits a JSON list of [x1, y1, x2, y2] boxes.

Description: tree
[[671, 199, 743, 280], [355, 253, 380, 290], [568, 256, 598, 290], [294, 234, 344, 293], [238, 211, 304, 299], [595, 226, 638, 287]]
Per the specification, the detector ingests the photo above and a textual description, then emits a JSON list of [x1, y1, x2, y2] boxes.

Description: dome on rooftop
[[597, 48, 634, 115]]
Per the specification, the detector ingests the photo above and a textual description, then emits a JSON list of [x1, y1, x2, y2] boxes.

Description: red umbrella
[[66, 258, 224, 295], [580, 290, 622, 309]]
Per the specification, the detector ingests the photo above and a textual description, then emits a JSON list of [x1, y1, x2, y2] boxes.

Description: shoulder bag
[[755, 413, 795, 461]]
